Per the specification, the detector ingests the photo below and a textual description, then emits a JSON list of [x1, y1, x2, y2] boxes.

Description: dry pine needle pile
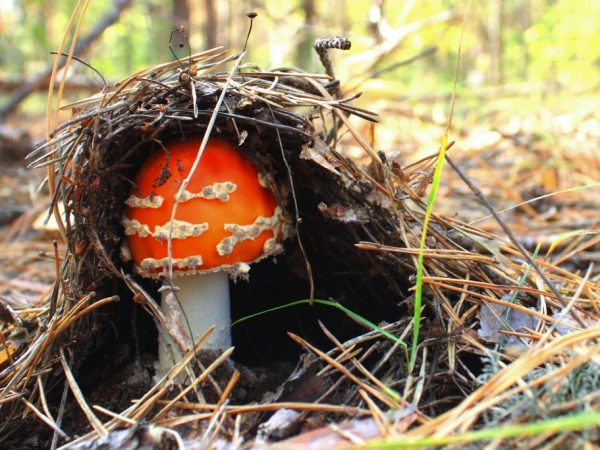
[[0, 42, 598, 448]]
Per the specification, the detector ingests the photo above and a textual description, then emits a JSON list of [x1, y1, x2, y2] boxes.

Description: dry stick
[[268, 105, 314, 300], [45, 0, 90, 244], [66, 332, 219, 448], [421, 276, 570, 301], [313, 37, 351, 99], [59, 349, 107, 436], [288, 333, 399, 410], [15, 295, 112, 390], [444, 155, 588, 328], [0, 0, 131, 120], [201, 402, 228, 447], [0, 330, 14, 366], [534, 263, 594, 350], [45, 0, 131, 243], [156, 401, 369, 415], [49, 240, 60, 319], [313, 37, 358, 148], [553, 233, 600, 267], [215, 370, 240, 410], [304, 76, 381, 165], [92, 405, 138, 425], [0, 77, 102, 93], [424, 281, 570, 325], [152, 347, 234, 421], [49, 53, 107, 88], [37, 377, 59, 437], [358, 46, 437, 86], [310, 347, 368, 412], [469, 182, 600, 225], [358, 389, 389, 438], [50, 379, 70, 450], [359, 9, 455, 74], [0, 392, 25, 405], [356, 242, 495, 264], [19, 398, 67, 438]]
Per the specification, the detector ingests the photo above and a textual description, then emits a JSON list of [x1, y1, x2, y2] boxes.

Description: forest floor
[[1, 89, 599, 448]]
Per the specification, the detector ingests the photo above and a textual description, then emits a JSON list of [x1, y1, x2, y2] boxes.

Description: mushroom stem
[[158, 271, 231, 374]]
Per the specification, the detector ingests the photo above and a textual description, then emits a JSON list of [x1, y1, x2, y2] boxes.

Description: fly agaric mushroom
[[122, 137, 284, 369]]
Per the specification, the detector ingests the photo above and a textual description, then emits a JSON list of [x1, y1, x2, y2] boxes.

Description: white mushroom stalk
[[158, 271, 230, 373]]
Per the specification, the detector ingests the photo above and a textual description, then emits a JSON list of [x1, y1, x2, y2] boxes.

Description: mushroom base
[[158, 271, 232, 376]]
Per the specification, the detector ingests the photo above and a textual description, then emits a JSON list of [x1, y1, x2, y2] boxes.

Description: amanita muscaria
[[122, 136, 284, 369]]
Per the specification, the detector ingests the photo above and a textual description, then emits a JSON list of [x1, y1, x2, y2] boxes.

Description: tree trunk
[[203, 0, 218, 49], [295, 0, 316, 69], [173, 0, 190, 31], [0, 0, 132, 122], [488, 0, 503, 84]]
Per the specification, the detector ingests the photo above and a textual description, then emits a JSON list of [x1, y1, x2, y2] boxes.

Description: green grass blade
[[231, 298, 408, 356], [409, 134, 449, 372], [365, 410, 600, 448], [409, 3, 469, 374]]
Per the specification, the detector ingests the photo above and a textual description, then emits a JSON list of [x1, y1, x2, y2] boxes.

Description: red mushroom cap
[[123, 137, 283, 277]]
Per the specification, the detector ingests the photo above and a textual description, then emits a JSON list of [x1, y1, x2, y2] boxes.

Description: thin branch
[[0, 0, 131, 121], [445, 155, 588, 329]]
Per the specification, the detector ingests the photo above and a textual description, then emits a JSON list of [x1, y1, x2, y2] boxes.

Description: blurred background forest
[[1, 0, 600, 229], [1, 0, 599, 131]]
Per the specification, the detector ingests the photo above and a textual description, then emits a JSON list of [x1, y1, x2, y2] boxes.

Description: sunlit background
[[1, 0, 599, 166], [2, 2, 599, 98]]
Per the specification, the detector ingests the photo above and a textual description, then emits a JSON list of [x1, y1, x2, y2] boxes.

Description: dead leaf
[[300, 139, 340, 175], [318, 202, 369, 224], [478, 300, 538, 348]]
